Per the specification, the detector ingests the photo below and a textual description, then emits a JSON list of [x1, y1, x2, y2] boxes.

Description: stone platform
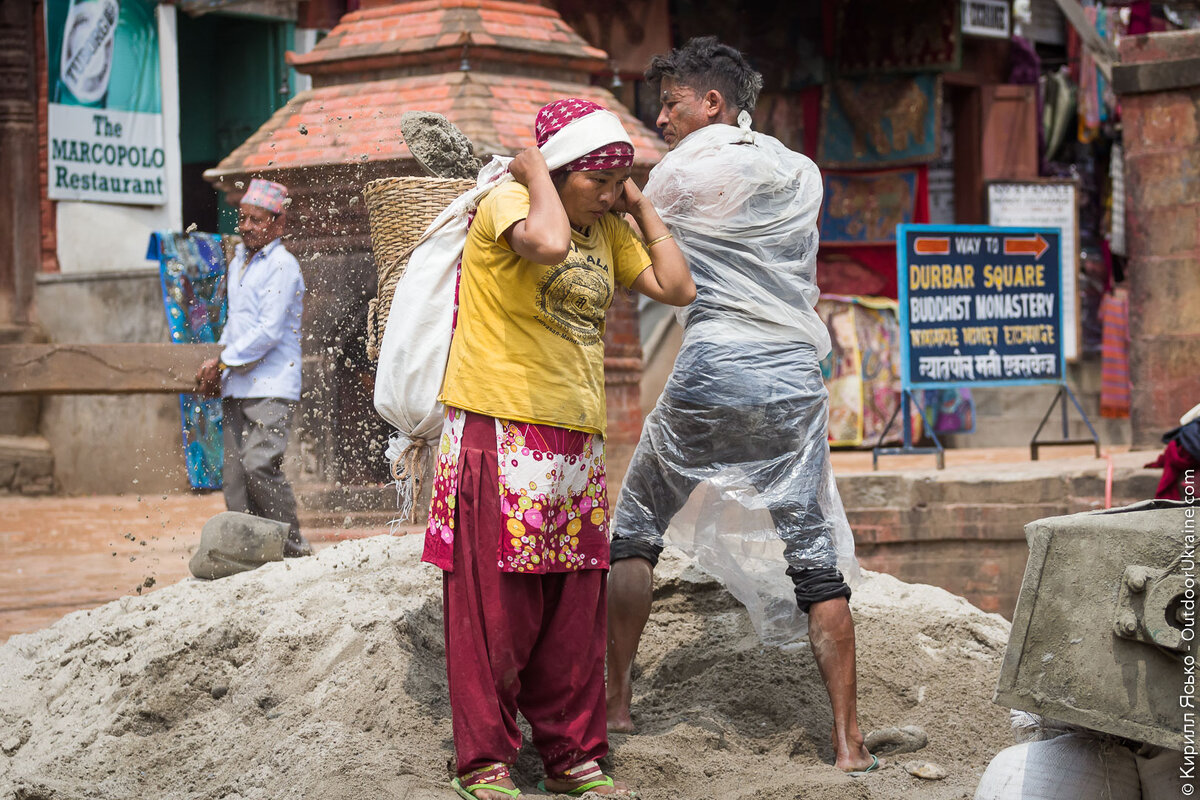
[[298, 445, 1165, 619], [839, 447, 1161, 617]]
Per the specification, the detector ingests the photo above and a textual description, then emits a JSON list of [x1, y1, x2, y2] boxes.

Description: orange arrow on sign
[[1004, 233, 1049, 258], [914, 237, 950, 255]]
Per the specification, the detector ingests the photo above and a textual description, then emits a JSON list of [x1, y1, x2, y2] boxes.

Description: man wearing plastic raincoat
[[605, 37, 878, 775]]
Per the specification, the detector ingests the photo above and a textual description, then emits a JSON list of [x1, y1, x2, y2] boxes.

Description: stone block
[[836, 474, 915, 508], [1119, 29, 1200, 64], [1129, 256, 1200, 335], [0, 396, 39, 437], [1125, 206, 1200, 263], [1125, 150, 1200, 210], [912, 474, 1069, 506], [857, 538, 1027, 617], [1129, 343, 1200, 444], [1122, 94, 1200, 152], [846, 507, 911, 544], [189, 511, 288, 580], [995, 501, 1191, 750], [0, 462, 16, 490]]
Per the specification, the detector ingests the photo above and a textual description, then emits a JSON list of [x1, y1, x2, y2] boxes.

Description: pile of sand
[[0, 534, 1014, 800]]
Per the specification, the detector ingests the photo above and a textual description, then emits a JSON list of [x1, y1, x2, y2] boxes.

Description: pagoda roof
[[288, 0, 608, 80], [206, 70, 666, 184]]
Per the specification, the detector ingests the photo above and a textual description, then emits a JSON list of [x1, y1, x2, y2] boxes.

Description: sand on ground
[[0, 533, 1013, 800]]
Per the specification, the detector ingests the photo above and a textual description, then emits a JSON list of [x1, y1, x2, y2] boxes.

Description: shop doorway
[[176, 12, 294, 234]]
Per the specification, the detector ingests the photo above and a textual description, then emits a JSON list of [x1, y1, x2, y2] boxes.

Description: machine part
[[1114, 564, 1191, 655], [995, 500, 1193, 751]]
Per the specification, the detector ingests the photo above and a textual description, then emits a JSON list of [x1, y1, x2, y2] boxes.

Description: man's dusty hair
[[645, 36, 764, 114]]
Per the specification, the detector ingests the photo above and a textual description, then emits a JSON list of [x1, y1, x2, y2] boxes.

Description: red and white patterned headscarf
[[535, 98, 634, 173]]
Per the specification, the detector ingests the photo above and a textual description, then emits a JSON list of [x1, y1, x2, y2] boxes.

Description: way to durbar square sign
[[900, 224, 1063, 389]]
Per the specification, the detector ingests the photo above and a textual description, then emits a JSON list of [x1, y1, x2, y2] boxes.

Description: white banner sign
[[962, 0, 1012, 39], [987, 181, 1080, 361], [49, 105, 166, 202]]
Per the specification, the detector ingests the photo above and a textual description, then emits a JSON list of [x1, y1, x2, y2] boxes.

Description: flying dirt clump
[[401, 111, 483, 181]]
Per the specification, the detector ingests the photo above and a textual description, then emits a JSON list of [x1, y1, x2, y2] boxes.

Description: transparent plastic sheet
[[615, 118, 858, 646]]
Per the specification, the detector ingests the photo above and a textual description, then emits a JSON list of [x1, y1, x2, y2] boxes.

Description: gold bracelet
[[646, 233, 673, 247]]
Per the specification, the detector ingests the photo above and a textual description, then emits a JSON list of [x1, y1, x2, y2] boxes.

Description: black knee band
[[609, 535, 663, 568], [786, 566, 852, 614]]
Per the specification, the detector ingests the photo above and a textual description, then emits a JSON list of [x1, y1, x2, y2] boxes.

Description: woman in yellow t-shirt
[[426, 99, 694, 800]]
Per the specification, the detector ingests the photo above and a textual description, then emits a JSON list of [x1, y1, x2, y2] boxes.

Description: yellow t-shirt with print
[[440, 181, 651, 435]]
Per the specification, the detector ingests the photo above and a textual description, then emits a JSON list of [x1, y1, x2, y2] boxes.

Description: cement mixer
[[976, 500, 1195, 799]]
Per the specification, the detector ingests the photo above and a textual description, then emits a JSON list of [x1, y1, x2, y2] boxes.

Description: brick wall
[[841, 458, 1160, 617], [1119, 31, 1200, 446]]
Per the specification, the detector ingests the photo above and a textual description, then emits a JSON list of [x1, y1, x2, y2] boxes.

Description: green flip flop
[[451, 776, 522, 798], [537, 774, 637, 796], [848, 754, 881, 777]]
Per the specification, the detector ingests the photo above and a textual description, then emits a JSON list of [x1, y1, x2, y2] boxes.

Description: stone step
[[0, 435, 54, 495]]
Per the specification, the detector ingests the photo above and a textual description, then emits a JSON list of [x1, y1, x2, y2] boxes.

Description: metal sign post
[[876, 224, 1100, 470]]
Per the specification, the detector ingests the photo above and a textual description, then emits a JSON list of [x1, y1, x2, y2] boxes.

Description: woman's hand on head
[[509, 147, 550, 187], [611, 178, 647, 217]]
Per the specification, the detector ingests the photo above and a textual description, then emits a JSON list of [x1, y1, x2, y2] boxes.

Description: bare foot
[[606, 693, 635, 733], [831, 728, 877, 773]]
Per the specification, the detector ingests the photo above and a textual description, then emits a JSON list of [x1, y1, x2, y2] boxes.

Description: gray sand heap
[[0, 534, 1013, 800]]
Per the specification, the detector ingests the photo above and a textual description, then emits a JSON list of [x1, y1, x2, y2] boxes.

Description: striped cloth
[[1099, 288, 1131, 418]]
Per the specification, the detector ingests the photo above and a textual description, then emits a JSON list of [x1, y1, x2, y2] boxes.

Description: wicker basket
[[363, 176, 475, 360]]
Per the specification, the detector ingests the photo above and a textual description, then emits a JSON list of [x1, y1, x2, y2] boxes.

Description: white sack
[[975, 735, 1141, 800]]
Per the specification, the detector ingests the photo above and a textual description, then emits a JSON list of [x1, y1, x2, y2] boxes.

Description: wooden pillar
[[1116, 32, 1200, 446], [0, 0, 41, 326]]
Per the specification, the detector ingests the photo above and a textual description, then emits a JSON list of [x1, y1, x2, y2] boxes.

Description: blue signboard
[[898, 224, 1063, 390]]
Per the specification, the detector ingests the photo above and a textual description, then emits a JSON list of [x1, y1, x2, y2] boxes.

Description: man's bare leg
[[605, 556, 654, 733], [807, 596, 875, 772]]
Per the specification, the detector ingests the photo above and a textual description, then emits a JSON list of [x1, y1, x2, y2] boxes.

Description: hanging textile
[[819, 75, 942, 168], [1098, 288, 1131, 419], [816, 296, 932, 446], [820, 167, 922, 246], [147, 231, 229, 489]]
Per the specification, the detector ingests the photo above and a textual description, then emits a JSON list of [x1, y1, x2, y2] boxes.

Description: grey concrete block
[[995, 500, 1193, 749]]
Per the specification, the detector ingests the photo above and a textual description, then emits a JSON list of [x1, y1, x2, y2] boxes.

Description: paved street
[[0, 444, 1148, 644], [0, 492, 400, 642]]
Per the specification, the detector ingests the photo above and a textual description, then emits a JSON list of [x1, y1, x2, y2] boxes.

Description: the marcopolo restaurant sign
[[45, 0, 165, 205]]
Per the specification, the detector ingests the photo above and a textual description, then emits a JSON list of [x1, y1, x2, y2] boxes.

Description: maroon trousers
[[443, 412, 609, 777]]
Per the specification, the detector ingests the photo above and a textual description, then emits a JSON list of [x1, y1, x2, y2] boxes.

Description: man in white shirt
[[197, 178, 310, 557]]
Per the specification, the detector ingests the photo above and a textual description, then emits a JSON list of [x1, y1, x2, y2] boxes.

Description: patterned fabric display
[[424, 407, 610, 573], [820, 169, 920, 245], [815, 296, 976, 446], [920, 388, 977, 435], [1099, 289, 1131, 418], [819, 75, 942, 168], [495, 419, 608, 572], [149, 231, 228, 489], [834, 0, 960, 74]]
